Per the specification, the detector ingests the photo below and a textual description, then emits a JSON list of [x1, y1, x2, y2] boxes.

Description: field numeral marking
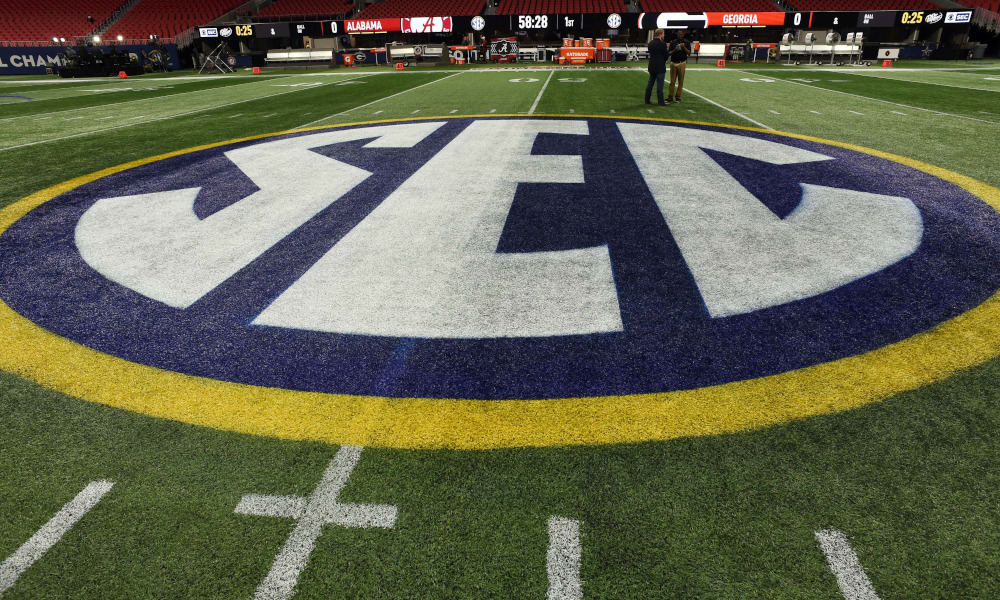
[[0, 481, 114, 595], [236, 446, 397, 600], [816, 530, 882, 600]]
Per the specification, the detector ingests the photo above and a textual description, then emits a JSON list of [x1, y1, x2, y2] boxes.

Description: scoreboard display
[[255, 22, 290, 38]]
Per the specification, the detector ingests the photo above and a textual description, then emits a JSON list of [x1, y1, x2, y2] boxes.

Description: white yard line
[[529, 70, 555, 115], [0, 74, 373, 124], [236, 446, 396, 600], [829, 70, 1000, 93], [684, 88, 773, 130], [301, 72, 462, 128], [0, 481, 115, 595], [815, 530, 882, 600], [0, 77, 268, 123], [0, 82, 345, 153], [751, 72, 1000, 126], [547, 517, 582, 600]]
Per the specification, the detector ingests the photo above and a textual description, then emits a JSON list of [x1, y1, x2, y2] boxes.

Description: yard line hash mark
[[815, 530, 882, 600], [0, 481, 115, 595], [547, 517, 583, 600], [849, 111, 865, 115], [810, 110, 824, 115], [235, 446, 397, 600]]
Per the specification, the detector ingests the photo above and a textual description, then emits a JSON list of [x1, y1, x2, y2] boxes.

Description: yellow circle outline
[[2, 115, 1000, 449]]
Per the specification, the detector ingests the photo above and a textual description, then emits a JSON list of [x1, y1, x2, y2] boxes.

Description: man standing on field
[[667, 30, 691, 103], [644, 29, 668, 106]]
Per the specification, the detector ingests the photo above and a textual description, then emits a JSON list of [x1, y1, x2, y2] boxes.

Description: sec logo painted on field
[[2, 116, 1000, 449]]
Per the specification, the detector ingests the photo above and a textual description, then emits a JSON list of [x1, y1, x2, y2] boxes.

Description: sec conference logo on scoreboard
[[2, 116, 1000, 449]]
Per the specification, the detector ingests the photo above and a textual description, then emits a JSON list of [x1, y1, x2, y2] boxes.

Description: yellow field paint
[[2, 115, 1000, 450]]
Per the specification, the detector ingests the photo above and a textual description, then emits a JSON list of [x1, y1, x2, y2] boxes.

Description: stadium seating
[[0, 0, 120, 42], [637, 0, 779, 12], [964, 0, 1000, 13], [784, 0, 941, 10], [355, 0, 487, 18], [103, 0, 244, 40], [495, 0, 627, 14], [256, 0, 355, 19]]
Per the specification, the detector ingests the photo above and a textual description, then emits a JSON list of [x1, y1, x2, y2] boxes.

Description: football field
[[2, 61, 1000, 599]]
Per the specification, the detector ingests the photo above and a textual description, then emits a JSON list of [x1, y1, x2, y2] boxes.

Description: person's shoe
[[675, 97, 681, 103], [645, 99, 651, 104]]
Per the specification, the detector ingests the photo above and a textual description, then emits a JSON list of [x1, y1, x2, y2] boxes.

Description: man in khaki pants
[[667, 30, 691, 103]]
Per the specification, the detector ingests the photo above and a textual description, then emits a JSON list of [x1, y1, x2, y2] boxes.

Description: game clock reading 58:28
[[517, 15, 549, 28]]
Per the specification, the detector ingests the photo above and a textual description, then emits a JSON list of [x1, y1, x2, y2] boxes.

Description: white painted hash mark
[[769, 110, 781, 114], [236, 446, 397, 600], [0, 481, 114, 595], [547, 517, 582, 600], [849, 111, 864, 115], [815, 530, 882, 600]]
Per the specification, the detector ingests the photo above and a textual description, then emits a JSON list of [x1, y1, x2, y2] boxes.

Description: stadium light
[[93, 35, 101, 43], [117, 35, 124, 41], [52, 37, 59, 43], [60, 37, 66, 42]]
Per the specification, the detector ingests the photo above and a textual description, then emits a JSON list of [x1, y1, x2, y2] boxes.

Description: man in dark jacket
[[667, 30, 692, 103], [645, 29, 668, 105]]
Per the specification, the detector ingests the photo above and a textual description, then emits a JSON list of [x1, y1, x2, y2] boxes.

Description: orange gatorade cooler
[[582, 38, 593, 47], [343, 54, 354, 66], [563, 38, 573, 47]]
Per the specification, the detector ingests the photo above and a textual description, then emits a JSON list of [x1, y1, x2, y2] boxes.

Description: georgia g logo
[[2, 116, 1000, 449]]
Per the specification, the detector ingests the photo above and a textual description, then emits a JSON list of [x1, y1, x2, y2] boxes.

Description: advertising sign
[[945, 10, 972, 23], [0, 44, 179, 76]]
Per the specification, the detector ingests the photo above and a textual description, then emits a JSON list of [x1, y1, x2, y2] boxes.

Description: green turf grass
[[2, 64, 1000, 599]]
